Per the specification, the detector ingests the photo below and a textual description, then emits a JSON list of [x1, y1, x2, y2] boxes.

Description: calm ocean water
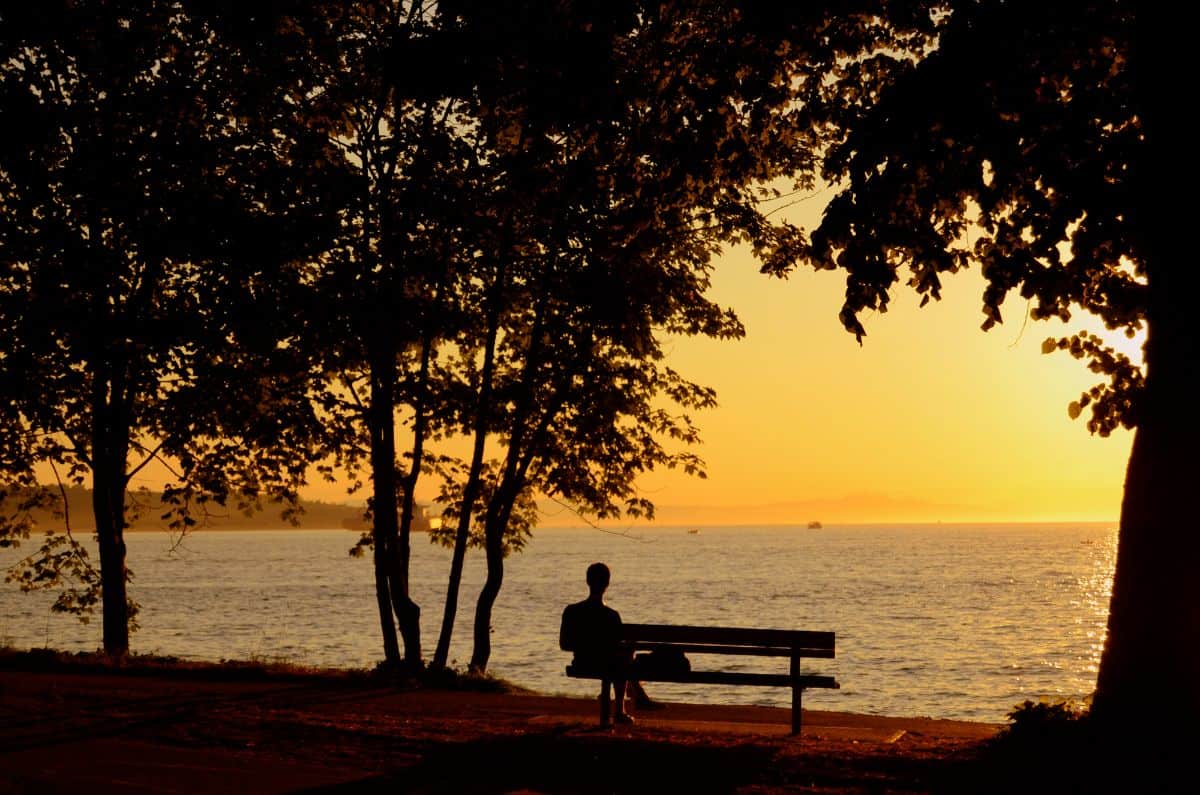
[[0, 523, 1115, 723]]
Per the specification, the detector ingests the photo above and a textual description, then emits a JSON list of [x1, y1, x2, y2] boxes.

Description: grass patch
[[0, 643, 532, 694], [0, 644, 369, 682], [415, 661, 534, 694]]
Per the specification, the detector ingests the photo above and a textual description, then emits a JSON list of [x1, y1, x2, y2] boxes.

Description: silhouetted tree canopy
[[247, 0, 481, 670], [800, 0, 1195, 732], [0, 1, 336, 656], [434, 0, 943, 672]]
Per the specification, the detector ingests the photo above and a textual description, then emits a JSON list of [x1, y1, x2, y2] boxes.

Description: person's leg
[[597, 677, 609, 730], [612, 678, 634, 723], [629, 679, 664, 709]]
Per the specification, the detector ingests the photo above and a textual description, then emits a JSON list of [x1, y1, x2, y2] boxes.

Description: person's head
[[585, 562, 610, 596]]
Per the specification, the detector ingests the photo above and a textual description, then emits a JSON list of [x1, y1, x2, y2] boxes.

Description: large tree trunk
[[1091, 214, 1200, 725], [1092, 6, 1199, 727]]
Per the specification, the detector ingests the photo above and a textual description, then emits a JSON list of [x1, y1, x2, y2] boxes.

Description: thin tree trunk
[[371, 503, 401, 665], [468, 508, 506, 673], [93, 464, 129, 659], [432, 286, 501, 670], [431, 474, 478, 670], [468, 437, 547, 674], [393, 277, 445, 671], [388, 540, 422, 669], [91, 370, 130, 659], [372, 542, 401, 664], [466, 324, 578, 674], [368, 346, 403, 666]]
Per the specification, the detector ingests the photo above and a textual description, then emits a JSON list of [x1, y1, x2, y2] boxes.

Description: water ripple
[[0, 522, 1116, 723]]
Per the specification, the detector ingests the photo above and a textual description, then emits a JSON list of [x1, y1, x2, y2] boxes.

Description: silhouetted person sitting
[[560, 562, 660, 726]]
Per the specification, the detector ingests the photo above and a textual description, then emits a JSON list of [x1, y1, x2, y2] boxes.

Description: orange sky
[[612, 249, 1135, 526]]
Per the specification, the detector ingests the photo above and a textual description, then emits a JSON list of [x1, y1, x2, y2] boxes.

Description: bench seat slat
[[567, 665, 838, 690], [631, 642, 835, 659], [623, 623, 834, 652]]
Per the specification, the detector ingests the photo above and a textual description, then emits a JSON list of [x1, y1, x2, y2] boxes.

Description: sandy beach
[[0, 662, 1007, 795]]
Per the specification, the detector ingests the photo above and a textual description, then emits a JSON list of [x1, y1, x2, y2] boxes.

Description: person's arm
[[559, 607, 574, 651], [611, 610, 632, 655]]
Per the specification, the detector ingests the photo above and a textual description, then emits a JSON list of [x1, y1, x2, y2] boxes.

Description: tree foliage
[[800, 0, 1198, 729], [425, 0, 946, 672], [807, 0, 1143, 434], [0, 1, 334, 655], [258, 0, 492, 669]]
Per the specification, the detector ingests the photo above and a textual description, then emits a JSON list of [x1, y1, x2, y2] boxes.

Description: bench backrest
[[622, 623, 835, 658]]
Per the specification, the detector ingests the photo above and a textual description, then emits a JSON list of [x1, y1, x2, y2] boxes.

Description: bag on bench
[[633, 648, 691, 677]]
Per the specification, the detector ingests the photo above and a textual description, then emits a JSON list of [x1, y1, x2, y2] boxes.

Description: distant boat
[[807, 521, 823, 529], [687, 528, 700, 535]]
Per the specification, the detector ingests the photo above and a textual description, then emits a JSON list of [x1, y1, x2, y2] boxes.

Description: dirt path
[[0, 669, 1000, 794]]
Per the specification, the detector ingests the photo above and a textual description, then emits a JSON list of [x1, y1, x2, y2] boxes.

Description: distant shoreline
[[6, 485, 432, 534], [121, 524, 367, 533], [537, 519, 1118, 529]]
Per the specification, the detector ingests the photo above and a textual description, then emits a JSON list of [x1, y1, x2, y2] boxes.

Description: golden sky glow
[[536, 191, 1136, 527], [113, 198, 1136, 527], [614, 247, 1135, 526], [114, 258, 1138, 526], [299, 199, 1137, 526]]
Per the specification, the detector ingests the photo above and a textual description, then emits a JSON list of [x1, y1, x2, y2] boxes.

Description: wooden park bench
[[565, 622, 839, 735]]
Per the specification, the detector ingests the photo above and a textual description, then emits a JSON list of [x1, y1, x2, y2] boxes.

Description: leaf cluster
[[808, 0, 1146, 431]]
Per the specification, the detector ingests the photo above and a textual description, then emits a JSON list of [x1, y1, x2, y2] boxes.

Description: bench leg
[[791, 686, 802, 735], [599, 678, 612, 726]]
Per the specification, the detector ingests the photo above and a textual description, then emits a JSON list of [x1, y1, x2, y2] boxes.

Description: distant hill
[[7, 485, 431, 533]]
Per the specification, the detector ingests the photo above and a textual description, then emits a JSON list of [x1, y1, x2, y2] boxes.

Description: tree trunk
[[1090, 196, 1200, 725], [1092, 6, 1199, 727], [91, 351, 130, 659], [469, 476, 526, 673], [1093, 379, 1200, 724], [93, 463, 129, 659], [388, 541, 422, 670], [371, 523, 401, 665], [432, 293, 501, 670], [431, 509, 471, 669], [431, 398, 491, 670], [468, 522, 505, 673], [394, 315, 440, 672], [368, 348, 404, 667], [432, 369, 492, 667]]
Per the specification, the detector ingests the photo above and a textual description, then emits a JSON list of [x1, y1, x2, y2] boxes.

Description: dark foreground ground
[[0, 660, 1189, 794]]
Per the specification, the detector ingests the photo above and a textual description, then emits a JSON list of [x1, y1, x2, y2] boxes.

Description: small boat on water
[[687, 528, 700, 535], [807, 521, 822, 529]]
